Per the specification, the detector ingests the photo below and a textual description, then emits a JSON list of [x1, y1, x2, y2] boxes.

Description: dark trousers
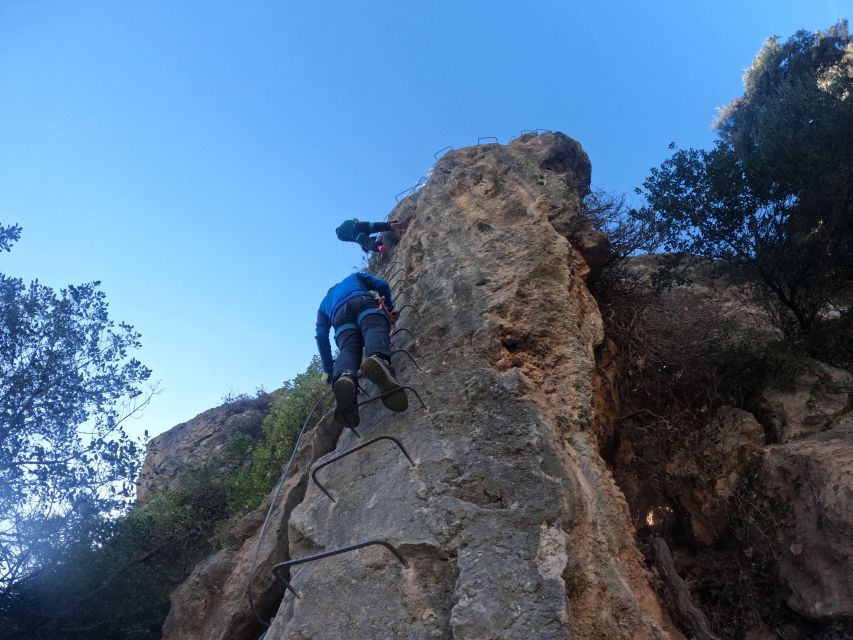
[[354, 221, 392, 252], [332, 295, 391, 380]]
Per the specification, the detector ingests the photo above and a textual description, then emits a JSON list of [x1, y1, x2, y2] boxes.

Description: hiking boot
[[333, 373, 359, 428], [361, 355, 408, 412]]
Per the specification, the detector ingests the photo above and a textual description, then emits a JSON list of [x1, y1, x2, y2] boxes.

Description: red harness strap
[[378, 296, 398, 334]]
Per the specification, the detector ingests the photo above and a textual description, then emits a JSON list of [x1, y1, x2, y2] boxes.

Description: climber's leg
[[333, 372, 359, 428], [361, 353, 408, 413], [332, 328, 363, 427], [359, 311, 407, 412], [333, 327, 363, 382]]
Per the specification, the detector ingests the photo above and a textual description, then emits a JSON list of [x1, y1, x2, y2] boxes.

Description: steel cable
[[245, 386, 331, 629]]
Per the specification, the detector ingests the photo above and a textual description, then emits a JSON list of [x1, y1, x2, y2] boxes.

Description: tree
[[0, 227, 152, 595], [0, 224, 21, 253], [634, 21, 853, 336]]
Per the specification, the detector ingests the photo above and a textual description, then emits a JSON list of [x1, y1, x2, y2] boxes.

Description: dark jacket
[[315, 272, 393, 375]]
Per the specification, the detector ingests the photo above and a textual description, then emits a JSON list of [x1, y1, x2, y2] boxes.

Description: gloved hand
[[321, 372, 332, 385]]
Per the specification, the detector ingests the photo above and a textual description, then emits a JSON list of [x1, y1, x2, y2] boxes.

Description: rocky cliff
[[137, 394, 274, 500], [160, 132, 681, 639]]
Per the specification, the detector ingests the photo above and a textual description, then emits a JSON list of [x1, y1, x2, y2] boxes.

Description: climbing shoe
[[333, 373, 359, 428], [361, 355, 408, 413]]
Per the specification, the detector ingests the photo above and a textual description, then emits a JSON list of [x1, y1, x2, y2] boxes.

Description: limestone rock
[[137, 394, 273, 500], [162, 411, 343, 640], [664, 407, 765, 546], [760, 414, 853, 619], [163, 132, 681, 640], [266, 133, 676, 639], [758, 363, 852, 442]]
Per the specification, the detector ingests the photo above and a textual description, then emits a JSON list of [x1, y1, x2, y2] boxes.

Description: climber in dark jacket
[[316, 272, 408, 427], [335, 219, 408, 253]]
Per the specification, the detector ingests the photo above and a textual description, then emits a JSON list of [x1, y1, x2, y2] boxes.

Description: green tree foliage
[[0, 229, 152, 595], [634, 21, 853, 336], [0, 224, 21, 253], [228, 356, 325, 512], [0, 359, 326, 639]]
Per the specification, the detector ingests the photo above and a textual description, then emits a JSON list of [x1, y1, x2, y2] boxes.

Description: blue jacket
[[315, 272, 394, 375]]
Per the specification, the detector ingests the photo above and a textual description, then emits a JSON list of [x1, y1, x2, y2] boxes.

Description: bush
[[0, 358, 327, 640]]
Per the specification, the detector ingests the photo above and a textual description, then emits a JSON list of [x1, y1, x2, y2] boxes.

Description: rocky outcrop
[[599, 255, 853, 634], [759, 406, 853, 619], [665, 406, 765, 546], [757, 363, 852, 443], [137, 394, 274, 500], [163, 133, 681, 639], [162, 411, 343, 639]]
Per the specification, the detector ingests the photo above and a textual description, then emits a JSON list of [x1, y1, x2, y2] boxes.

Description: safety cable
[[245, 386, 332, 628]]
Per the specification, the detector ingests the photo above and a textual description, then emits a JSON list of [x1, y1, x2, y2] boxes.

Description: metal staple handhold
[[391, 289, 413, 305], [385, 266, 407, 283], [272, 540, 409, 598], [357, 385, 428, 411], [390, 273, 412, 287], [390, 327, 415, 341], [397, 303, 420, 316], [392, 288, 414, 304], [391, 348, 422, 371], [311, 435, 416, 501], [394, 177, 428, 201], [477, 136, 499, 144], [433, 145, 453, 161]]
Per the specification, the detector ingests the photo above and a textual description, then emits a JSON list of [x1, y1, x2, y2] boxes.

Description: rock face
[[162, 133, 681, 640], [664, 406, 765, 546], [757, 363, 852, 443], [760, 398, 853, 619], [137, 395, 274, 500], [162, 411, 343, 640]]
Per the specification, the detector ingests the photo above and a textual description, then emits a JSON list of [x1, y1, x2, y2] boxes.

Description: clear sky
[[1, 1, 849, 442]]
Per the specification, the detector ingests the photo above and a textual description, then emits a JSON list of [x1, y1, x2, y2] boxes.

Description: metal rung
[[391, 289, 413, 304], [478, 136, 499, 144], [397, 303, 419, 316], [385, 266, 406, 282], [395, 186, 416, 201], [434, 145, 453, 161], [272, 540, 408, 598], [394, 177, 427, 202], [389, 273, 413, 287], [312, 436, 415, 501], [390, 327, 415, 341], [357, 385, 428, 411], [520, 128, 552, 135], [390, 280, 411, 293], [391, 348, 422, 371]]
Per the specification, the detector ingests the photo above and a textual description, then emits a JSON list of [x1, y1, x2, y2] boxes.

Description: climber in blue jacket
[[316, 272, 408, 427], [335, 219, 408, 254]]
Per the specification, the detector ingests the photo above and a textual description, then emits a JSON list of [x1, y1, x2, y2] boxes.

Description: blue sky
[[1, 1, 849, 441]]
